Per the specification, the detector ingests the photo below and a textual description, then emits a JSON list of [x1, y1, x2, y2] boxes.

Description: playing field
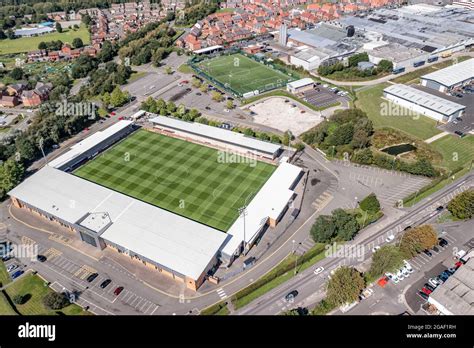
[[196, 53, 293, 95], [74, 129, 276, 231]]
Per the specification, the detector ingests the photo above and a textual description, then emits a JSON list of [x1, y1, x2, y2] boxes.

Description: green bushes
[[447, 189, 474, 220]]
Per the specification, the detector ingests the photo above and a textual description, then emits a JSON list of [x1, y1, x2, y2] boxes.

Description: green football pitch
[[196, 53, 293, 95], [74, 129, 276, 231]]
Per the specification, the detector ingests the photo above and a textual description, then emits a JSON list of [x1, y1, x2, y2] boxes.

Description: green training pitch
[[196, 53, 293, 95], [74, 129, 276, 231]]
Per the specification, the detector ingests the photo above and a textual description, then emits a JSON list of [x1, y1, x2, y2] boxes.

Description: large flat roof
[[384, 84, 466, 116], [421, 59, 474, 87], [287, 78, 315, 89], [429, 258, 474, 315], [150, 116, 281, 155], [221, 161, 301, 257], [8, 166, 227, 280], [48, 120, 133, 169]]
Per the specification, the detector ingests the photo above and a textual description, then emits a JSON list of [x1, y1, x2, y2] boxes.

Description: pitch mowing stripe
[[75, 130, 276, 231]]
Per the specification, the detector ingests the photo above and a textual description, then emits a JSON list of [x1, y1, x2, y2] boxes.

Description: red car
[[455, 261, 463, 269], [84, 127, 90, 132], [114, 286, 124, 296], [421, 287, 432, 295], [110, 112, 116, 116], [118, 116, 124, 120], [181, 80, 189, 84]]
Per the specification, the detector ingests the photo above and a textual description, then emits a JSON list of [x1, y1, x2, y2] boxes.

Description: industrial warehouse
[[383, 84, 466, 123], [8, 120, 302, 290], [279, 4, 474, 71], [421, 59, 474, 93]]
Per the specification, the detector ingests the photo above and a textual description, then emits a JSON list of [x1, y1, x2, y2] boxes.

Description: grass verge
[[0, 261, 11, 287]]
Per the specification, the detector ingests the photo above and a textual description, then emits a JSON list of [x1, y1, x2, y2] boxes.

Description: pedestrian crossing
[[312, 179, 337, 210], [216, 288, 227, 299]]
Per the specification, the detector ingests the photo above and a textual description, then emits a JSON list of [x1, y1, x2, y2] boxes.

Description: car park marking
[[74, 265, 97, 279], [43, 248, 62, 260], [21, 236, 36, 245], [48, 234, 72, 246]]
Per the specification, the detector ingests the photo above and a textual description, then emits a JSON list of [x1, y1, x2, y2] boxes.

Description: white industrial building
[[383, 84, 466, 123], [290, 47, 329, 71], [421, 59, 474, 93], [286, 78, 315, 94]]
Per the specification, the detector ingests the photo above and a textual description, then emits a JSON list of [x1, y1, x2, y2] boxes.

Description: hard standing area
[[74, 129, 276, 231]]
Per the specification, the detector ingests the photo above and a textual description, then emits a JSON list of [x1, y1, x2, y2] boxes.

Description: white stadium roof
[[221, 161, 302, 257], [48, 120, 133, 169], [8, 166, 227, 280], [421, 59, 474, 88], [193, 45, 223, 54], [150, 116, 281, 155], [384, 84, 466, 116]]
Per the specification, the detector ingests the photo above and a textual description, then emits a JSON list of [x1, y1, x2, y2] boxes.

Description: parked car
[[424, 283, 436, 292], [385, 272, 399, 284], [439, 273, 449, 282], [196, 92, 202, 96], [385, 235, 395, 243], [423, 249, 433, 257], [447, 267, 456, 275], [419, 291, 429, 300], [86, 273, 99, 283], [1, 255, 12, 262], [7, 264, 18, 273], [11, 270, 24, 279], [285, 290, 299, 302], [432, 245, 440, 253], [438, 238, 448, 247], [313, 267, 324, 275], [428, 278, 440, 288], [205, 106, 211, 110], [396, 270, 406, 280], [114, 286, 124, 296], [100, 279, 112, 289], [436, 205, 444, 212], [372, 245, 381, 253], [37, 255, 47, 262], [403, 260, 413, 273], [52, 144, 59, 149], [454, 261, 463, 269], [359, 288, 374, 300], [421, 287, 432, 295]]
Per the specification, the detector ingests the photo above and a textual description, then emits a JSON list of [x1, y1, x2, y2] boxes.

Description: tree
[[326, 267, 365, 307], [310, 215, 337, 243], [243, 128, 255, 137], [352, 148, 373, 165], [9, 67, 24, 80], [166, 101, 176, 114], [226, 100, 234, 110], [109, 87, 129, 107], [82, 14, 92, 26], [359, 193, 381, 214], [200, 84, 208, 93], [211, 91, 223, 102], [326, 123, 354, 146], [0, 30, 6, 40], [367, 245, 404, 279], [377, 59, 393, 73], [191, 78, 201, 88], [42, 292, 70, 310], [165, 66, 173, 74], [55, 22, 62, 33], [13, 294, 27, 305], [399, 225, 438, 258], [282, 131, 292, 146], [72, 38, 84, 49], [295, 142, 305, 152], [38, 41, 47, 50], [332, 208, 360, 241], [447, 189, 474, 220], [6, 29, 15, 40]]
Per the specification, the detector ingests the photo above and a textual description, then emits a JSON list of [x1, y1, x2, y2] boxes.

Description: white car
[[400, 267, 410, 277], [7, 264, 18, 273], [223, 108, 230, 113], [396, 270, 405, 280], [385, 272, 400, 284], [360, 288, 374, 300], [314, 266, 324, 275], [428, 277, 441, 288], [385, 235, 395, 243], [372, 245, 381, 253], [323, 84, 329, 88], [403, 260, 414, 273]]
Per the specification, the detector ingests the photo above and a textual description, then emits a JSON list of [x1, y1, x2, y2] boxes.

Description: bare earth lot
[[248, 97, 324, 136]]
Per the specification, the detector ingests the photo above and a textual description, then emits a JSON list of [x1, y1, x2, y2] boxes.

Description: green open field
[[4, 273, 87, 315], [195, 53, 293, 95], [74, 129, 276, 231], [430, 134, 474, 171], [0, 261, 11, 287], [0, 25, 90, 55], [355, 83, 441, 140]]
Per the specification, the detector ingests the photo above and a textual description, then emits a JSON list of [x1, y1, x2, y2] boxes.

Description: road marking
[[21, 236, 36, 245], [43, 248, 62, 260], [216, 288, 227, 299]]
